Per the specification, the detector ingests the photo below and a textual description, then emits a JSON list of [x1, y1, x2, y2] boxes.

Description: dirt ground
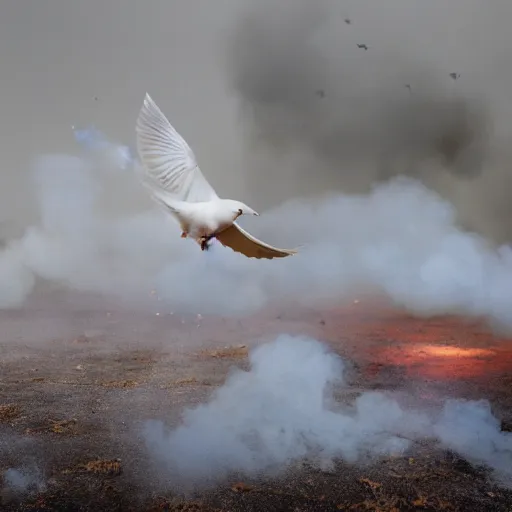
[[2, 290, 512, 511]]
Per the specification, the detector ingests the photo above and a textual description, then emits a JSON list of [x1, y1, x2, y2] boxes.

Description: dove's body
[[150, 190, 246, 240], [135, 93, 297, 258], [174, 201, 241, 239]]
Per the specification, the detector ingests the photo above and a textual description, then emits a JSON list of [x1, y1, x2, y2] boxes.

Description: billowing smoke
[[1, 466, 45, 498], [144, 335, 512, 488], [2, 140, 512, 330], [0, 435, 45, 503]]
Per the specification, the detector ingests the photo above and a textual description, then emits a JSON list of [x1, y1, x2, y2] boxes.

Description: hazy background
[[2, 0, 512, 327], [1, 0, 512, 240]]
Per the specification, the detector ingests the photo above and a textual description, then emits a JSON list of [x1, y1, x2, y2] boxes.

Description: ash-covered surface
[[1, 292, 512, 511]]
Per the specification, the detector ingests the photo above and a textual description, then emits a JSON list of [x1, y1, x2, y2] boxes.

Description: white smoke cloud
[[1, 136, 512, 330], [2, 466, 45, 496], [143, 335, 512, 488]]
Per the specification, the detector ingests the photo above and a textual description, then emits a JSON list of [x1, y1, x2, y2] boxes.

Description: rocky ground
[[1, 290, 512, 511]]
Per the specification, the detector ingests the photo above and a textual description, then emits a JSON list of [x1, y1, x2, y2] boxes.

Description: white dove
[[135, 93, 297, 259]]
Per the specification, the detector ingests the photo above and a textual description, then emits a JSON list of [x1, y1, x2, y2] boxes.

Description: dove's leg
[[199, 220, 233, 251], [200, 234, 215, 251]]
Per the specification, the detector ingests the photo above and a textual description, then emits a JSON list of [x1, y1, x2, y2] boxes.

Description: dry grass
[[146, 475, 460, 512], [337, 499, 402, 511], [231, 482, 255, 493], [174, 377, 199, 386], [49, 418, 78, 434], [338, 496, 455, 511], [100, 379, 139, 389], [147, 499, 222, 512], [172, 377, 214, 387], [196, 345, 248, 359], [83, 459, 122, 476], [0, 403, 21, 422], [158, 377, 214, 389], [25, 418, 79, 435], [63, 459, 122, 476], [359, 477, 383, 491]]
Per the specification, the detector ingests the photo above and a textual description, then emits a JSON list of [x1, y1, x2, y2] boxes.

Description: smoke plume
[[2, 142, 512, 330], [144, 335, 512, 488], [227, 0, 512, 243]]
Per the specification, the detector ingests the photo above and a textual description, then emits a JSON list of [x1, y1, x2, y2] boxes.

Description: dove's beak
[[253, 211, 260, 216]]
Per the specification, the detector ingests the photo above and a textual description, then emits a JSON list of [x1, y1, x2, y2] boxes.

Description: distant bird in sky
[[315, 89, 326, 99], [449, 72, 460, 80], [135, 93, 298, 259], [357, 44, 369, 50], [344, 18, 351, 25], [405, 84, 412, 93]]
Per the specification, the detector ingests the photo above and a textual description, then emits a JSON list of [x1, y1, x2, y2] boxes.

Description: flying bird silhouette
[[135, 94, 298, 259], [449, 72, 460, 80], [344, 18, 351, 25], [357, 44, 369, 50]]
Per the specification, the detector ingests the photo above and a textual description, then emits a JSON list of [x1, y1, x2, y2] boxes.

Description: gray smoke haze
[[3, 141, 512, 331], [227, 0, 512, 243], [144, 335, 512, 489]]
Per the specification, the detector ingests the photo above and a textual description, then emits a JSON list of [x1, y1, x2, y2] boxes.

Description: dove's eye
[[238, 208, 243, 215]]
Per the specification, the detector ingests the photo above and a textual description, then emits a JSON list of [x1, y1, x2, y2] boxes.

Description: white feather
[[136, 93, 218, 203]]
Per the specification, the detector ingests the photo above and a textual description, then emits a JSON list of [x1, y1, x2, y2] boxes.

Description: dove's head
[[224, 199, 259, 217]]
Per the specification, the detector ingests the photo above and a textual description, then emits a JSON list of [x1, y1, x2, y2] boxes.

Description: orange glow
[[316, 299, 512, 381], [375, 343, 506, 380], [403, 345, 495, 359]]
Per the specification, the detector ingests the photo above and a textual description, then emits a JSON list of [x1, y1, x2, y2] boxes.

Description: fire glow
[[324, 300, 512, 381], [377, 343, 502, 380], [403, 344, 495, 359]]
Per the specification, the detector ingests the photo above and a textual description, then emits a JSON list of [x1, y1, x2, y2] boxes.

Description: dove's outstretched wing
[[136, 93, 218, 203], [216, 223, 297, 259]]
